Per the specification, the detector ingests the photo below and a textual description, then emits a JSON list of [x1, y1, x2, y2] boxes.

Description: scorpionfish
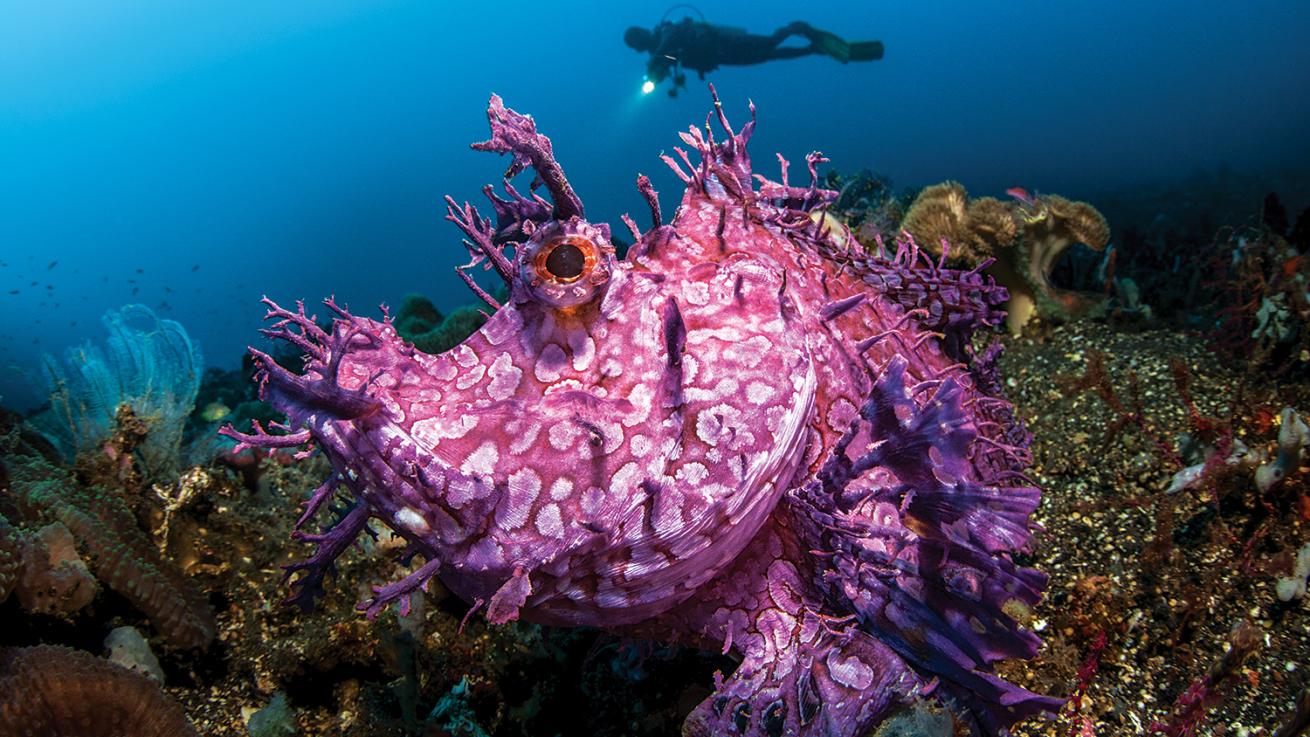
[[225, 89, 1060, 736]]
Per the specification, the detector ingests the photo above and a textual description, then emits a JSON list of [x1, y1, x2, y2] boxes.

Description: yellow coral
[[897, 183, 1110, 334]]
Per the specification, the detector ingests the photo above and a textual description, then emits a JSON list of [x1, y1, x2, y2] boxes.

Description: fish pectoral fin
[[485, 566, 533, 624], [684, 623, 915, 736]]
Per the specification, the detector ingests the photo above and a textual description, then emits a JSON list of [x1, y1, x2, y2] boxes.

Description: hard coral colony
[[224, 90, 1056, 736]]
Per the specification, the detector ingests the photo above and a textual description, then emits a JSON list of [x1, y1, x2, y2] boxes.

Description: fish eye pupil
[[545, 242, 587, 281]]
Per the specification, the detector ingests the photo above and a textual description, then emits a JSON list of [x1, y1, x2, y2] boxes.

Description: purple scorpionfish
[[224, 89, 1061, 736]]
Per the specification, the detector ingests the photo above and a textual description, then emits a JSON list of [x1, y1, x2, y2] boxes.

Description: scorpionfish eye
[[517, 218, 613, 310]]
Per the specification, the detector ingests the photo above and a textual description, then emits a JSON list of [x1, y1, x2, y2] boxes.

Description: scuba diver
[[625, 8, 884, 97]]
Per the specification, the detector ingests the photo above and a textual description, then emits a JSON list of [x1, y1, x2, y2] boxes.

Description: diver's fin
[[808, 29, 851, 63], [849, 40, 885, 61]]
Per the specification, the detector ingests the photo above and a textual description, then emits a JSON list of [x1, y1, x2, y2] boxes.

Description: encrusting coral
[[0, 645, 198, 736], [13, 520, 100, 616], [6, 453, 215, 649], [899, 181, 1111, 334], [392, 292, 491, 355], [0, 513, 20, 602]]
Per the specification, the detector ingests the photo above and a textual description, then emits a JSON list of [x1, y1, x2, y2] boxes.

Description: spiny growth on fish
[[224, 87, 1056, 735]]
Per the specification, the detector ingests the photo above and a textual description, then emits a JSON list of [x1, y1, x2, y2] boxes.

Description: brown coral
[[0, 514, 19, 602], [9, 456, 216, 649], [0, 645, 198, 736], [14, 521, 99, 616], [899, 183, 1110, 333]]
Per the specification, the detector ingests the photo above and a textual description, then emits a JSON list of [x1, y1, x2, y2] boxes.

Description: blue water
[[3, 0, 1309, 410]]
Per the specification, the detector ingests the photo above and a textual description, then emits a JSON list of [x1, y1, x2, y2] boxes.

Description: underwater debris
[[30, 303, 203, 482], [899, 181, 1111, 334], [1000, 320, 1308, 735]]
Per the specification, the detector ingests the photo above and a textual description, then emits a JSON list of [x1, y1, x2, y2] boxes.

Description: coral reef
[[30, 304, 203, 482], [820, 168, 909, 246], [13, 520, 100, 616], [4, 70, 1305, 737], [0, 513, 19, 602], [224, 91, 1052, 735], [1210, 210, 1310, 373], [5, 453, 215, 649], [898, 181, 1111, 334], [105, 625, 166, 683], [391, 293, 491, 356], [0, 645, 198, 736]]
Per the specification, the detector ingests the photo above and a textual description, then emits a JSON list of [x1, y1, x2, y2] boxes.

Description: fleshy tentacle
[[219, 297, 394, 611], [282, 502, 371, 612], [472, 94, 584, 221]]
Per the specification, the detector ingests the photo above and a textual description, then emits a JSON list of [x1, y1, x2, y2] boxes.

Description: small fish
[[1005, 186, 1034, 204], [132, 286, 140, 295], [164, 286, 173, 293], [200, 402, 231, 422], [192, 264, 200, 272], [158, 300, 171, 311], [47, 260, 57, 270], [28, 280, 37, 287], [136, 268, 144, 274], [7, 290, 17, 295]]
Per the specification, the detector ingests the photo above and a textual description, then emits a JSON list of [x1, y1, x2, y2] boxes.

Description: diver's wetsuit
[[625, 18, 884, 96]]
